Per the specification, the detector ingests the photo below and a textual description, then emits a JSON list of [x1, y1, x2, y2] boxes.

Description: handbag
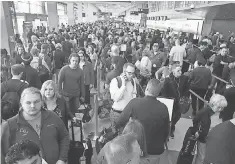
[[170, 76, 191, 114], [179, 96, 191, 114]]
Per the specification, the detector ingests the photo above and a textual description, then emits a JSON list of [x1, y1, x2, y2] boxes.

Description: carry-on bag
[[68, 120, 93, 164], [95, 126, 118, 154], [77, 102, 94, 123], [176, 127, 197, 164]]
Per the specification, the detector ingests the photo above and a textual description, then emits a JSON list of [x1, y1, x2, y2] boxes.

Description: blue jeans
[[194, 141, 206, 164]]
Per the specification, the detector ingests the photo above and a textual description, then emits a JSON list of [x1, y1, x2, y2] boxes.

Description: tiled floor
[[71, 80, 194, 163]]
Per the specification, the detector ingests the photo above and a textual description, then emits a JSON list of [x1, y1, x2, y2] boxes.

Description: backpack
[[38, 57, 49, 76], [1, 82, 25, 120], [115, 76, 144, 98]]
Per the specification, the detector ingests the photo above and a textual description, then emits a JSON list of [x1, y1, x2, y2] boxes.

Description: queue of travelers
[[1, 20, 235, 164]]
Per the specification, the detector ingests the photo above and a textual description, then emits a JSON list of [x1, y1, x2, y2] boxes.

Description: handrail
[[189, 89, 209, 105], [212, 74, 229, 84]]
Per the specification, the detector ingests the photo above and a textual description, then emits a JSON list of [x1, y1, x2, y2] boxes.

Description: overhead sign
[[146, 19, 203, 35]]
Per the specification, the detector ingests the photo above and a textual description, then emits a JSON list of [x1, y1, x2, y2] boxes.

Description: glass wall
[[57, 3, 67, 16], [14, 1, 30, 13], [30, 1, 43, 14], [14, 1, 43, 14]]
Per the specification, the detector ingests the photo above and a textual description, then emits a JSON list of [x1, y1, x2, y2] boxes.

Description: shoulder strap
[[131, 79, 134, 86], [3, 81, 24, 97], [116, 76, 122, 88]]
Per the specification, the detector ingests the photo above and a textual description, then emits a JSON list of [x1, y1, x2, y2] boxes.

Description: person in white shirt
[[109, 63, 138, 126], [169, 39, 187, 66]]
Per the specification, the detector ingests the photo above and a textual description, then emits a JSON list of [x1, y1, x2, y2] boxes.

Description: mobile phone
[[123, 73, 128, 81]]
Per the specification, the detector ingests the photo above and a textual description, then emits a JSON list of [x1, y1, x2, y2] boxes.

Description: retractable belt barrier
[[212, 74, 229, 84], [189, 89, 209, 105]]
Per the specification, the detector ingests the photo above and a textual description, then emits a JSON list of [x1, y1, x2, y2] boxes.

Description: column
[[1, 1, 15, 56], [47, 2, 59, 31], [67, 2, 74, 26]]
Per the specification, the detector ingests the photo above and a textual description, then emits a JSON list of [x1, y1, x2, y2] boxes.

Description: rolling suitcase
[[176, 127, 197, 164], [68, 120, 93, 164]]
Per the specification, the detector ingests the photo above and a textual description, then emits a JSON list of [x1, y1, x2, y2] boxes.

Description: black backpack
[[1, 82, 26, 120]]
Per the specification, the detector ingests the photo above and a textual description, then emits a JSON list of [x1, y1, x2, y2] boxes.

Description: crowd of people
[[1, 20, 235, 164]]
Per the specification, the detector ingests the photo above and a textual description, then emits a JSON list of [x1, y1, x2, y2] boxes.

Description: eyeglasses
[[125, 71, 135, 75]]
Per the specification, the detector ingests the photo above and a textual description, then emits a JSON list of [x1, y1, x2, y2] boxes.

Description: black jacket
[[22, 65, 42, 89], [43, 97, 73, 129], [192, 106, 214, 143], [160, 73, 190, 110], [115, 96, 169, 155], [54, 49, 65, 69], [220, 87, 235, 121]]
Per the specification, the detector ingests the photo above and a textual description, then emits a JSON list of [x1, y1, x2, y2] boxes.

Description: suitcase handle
[[71, 120, 83, 142]]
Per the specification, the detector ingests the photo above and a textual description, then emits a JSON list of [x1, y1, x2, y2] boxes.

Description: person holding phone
[[109, 63, 139, 126]]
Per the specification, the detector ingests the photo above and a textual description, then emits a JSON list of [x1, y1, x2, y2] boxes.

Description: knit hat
[[21, 53, 32, 65], [21, 53, 32, 62]]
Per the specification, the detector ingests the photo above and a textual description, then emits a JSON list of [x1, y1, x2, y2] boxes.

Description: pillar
[[47, 2, 59, 31], [1, 1, 15, 56], [67, 2, 74, 26]]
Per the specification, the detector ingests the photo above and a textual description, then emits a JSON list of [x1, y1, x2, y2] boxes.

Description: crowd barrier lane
[[93, 65, 101, 141], [189, 89, 209, 105], [93, 94, 99, 141], [212, 74, 229, 84]]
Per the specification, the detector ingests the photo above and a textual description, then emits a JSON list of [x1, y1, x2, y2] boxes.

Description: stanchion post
[[93, 94, 99, 140], [93, 64, 101, 140]]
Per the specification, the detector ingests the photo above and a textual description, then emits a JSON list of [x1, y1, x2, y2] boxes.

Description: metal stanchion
[[93, 94, 99, 140], [93, 65, 101, 141]]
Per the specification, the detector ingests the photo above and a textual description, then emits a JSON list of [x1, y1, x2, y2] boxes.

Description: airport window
[[14, 1, 30, 13], [57, 3, 67, 16], [30, 1, 43, 14]]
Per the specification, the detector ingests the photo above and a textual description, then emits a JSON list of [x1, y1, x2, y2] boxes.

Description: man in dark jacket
[[21, 53, 42, 89], [1, 64, 29, 120], [161, 63, 190, 137], [1, 87, 70, 164], [204, 118, 235, 164], [115, 79, 169, 164], [189, 59, 212, 116], [220, 76, 235, 121], [53, 43, 65, 83]]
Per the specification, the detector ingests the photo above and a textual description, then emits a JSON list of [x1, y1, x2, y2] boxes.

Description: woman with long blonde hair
[[41, 80, 74, 129]]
